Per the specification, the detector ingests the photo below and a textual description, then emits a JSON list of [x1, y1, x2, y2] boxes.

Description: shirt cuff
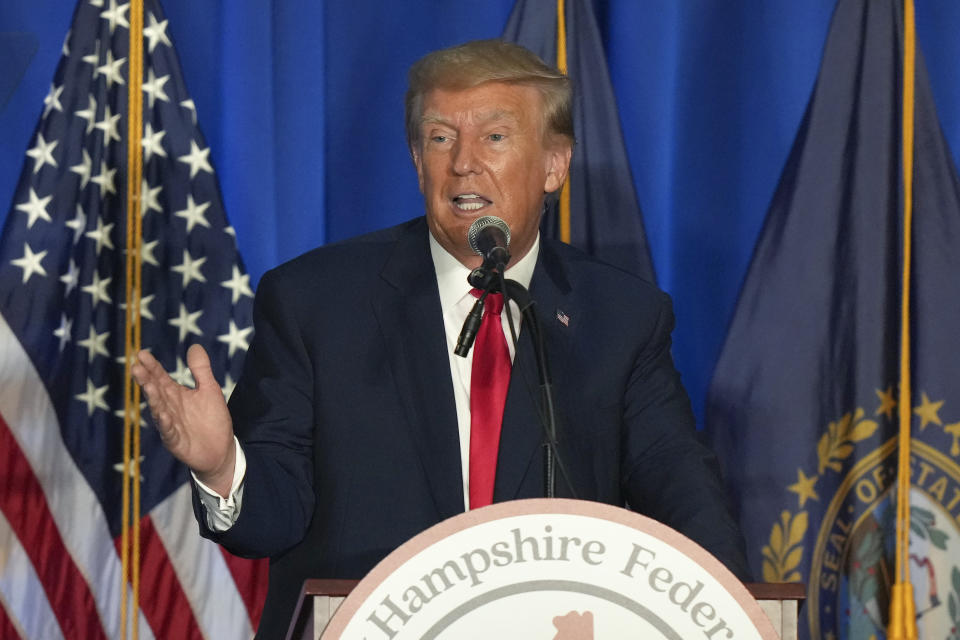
[[192, 436, 246, 532]]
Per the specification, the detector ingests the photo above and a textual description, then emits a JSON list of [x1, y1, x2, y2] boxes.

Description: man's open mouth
[[452, 193, 491, 211]]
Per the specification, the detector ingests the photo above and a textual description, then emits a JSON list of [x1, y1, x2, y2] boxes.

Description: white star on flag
[[53, 314, 73, 351], [180, 98, 197, 123], [172, 250, 207, 288], [81, 271, 112, 308], [221, 265, 254, 304], [11, 244, 48, 283], [70, 149, 94, 188], [90, 160, 118, 195], [141, 123, 167, 163], [77, 326, 110, 363], [75, 379, 110, 416], [65, 204, 88, 243], [119, 294, 156, 321], [80, 39, 100, 67], [142, 69, 170, 109], [75, 95, 98, 134], [178, 140, 213, 178], [143, 12, 172, 52], [94, 49, 126, 88], [217, 320, 253, 357], [84, 217, 115, 255], [169, 304, 204, 342], [43, 83, 64, 118], [174, 194, 211, 232], [94, 105, 122, 143], [221, 373, 237, 401], [99, 0, 131, 34], [139, 294, 156, 321], [113, 456, 146, 482], [113, 401, 148, 427], [15, 188, 53, 229], [60, 259, 80, 295], [141, 179, 163, 217], [26, 133, 59, 174], [140, 239, 160, 267]]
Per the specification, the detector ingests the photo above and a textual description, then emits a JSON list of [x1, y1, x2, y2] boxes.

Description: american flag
[[0, 1, 266, 638]]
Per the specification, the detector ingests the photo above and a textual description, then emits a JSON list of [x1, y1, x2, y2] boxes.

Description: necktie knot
[[470, 289, 504, 315]]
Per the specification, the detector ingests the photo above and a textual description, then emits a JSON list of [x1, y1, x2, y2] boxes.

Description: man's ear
[[412, 146, 425, 193], [543, 142, 572, 194]]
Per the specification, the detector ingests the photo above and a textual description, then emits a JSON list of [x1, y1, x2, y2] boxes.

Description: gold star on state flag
[[787, 468, 819, 508], [913, 392, 944, 430], [874, 386, 896, 420]]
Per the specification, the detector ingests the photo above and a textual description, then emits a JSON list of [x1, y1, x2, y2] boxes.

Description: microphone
[[456, 217, 511, 357], [468, 216, 511, 270]]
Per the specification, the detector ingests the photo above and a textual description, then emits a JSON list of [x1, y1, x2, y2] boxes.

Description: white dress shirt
[[429, 232, 539, 509], [195, 230, 540, 528]]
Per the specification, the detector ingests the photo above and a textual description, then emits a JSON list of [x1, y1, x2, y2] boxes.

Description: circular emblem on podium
[[323, 499, 777, 639]]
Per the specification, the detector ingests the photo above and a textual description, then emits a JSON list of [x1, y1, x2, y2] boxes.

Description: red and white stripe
[[0, 509, 64, 640], [150, 484, 255, 638], [0, 313, 263, 637]]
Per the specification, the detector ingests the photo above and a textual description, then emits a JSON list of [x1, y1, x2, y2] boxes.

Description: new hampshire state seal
[[762, 390, 960, 640]]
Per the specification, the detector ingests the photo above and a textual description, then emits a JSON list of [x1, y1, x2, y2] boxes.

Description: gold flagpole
[[887, 0, 917, 637], [122, 1, 145, 637], [555, 0, 571, 243]]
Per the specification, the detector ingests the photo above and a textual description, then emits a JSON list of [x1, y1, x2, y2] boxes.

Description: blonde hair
[[405, 39, 573, 154]]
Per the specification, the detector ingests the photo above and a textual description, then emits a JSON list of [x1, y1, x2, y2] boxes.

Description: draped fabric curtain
[[3, 0, 960, 421]]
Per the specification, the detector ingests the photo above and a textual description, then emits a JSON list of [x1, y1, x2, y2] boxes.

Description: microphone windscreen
[[467, 216, 511, 256]]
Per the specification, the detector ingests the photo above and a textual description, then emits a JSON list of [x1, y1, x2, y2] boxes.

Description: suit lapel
[[372, 219, 464, 521], [493, 240, 575, 501]]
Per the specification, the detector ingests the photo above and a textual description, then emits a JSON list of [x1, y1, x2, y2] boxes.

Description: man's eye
[[488, 133, 504, 142], [430, 135, 448, 143]]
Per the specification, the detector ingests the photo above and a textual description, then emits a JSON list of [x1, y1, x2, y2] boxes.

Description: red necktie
[[469, 290, 511, 509]]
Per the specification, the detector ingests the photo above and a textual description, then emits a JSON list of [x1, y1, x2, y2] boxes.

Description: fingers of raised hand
[[186, 344, 218, 390], [132, 345, 231, 448], [140, 380, 165, 419], [136, 353, 166, 391], [152, 408, 179, 446], [134, 355, 186, 431]]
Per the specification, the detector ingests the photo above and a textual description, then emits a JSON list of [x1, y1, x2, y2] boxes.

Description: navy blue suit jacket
[[195, 217, 748, 637]]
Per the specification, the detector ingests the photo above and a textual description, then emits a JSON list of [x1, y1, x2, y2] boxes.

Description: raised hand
[[132, 343, 236, 497]]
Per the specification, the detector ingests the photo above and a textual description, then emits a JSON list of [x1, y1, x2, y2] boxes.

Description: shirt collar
[[429, 229, 540, 313]]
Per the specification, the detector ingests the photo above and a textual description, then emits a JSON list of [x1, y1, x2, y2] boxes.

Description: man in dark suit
[[133, 39, 748, 637]]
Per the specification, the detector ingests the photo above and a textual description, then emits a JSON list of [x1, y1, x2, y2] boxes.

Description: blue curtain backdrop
[[3, 0, 960, 424]]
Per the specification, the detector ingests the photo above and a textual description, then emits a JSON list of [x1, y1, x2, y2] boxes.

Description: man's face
[[413, 81, 571, 269]]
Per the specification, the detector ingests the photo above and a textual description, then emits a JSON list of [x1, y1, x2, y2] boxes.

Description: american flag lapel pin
[[556, 309, 570, 327]]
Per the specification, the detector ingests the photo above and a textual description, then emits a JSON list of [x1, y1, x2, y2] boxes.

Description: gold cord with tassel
[[887, 0, 918, 637]]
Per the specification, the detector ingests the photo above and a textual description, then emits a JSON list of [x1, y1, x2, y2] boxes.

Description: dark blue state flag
[[0, 0, 265, 637], [708, 0, 960, 638], [503, 0, 656, 282]]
